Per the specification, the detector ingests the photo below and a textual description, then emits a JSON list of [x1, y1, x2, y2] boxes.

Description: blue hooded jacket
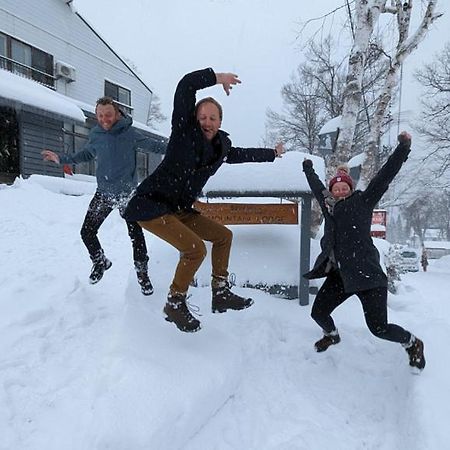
[[60, 116, 153, 197]]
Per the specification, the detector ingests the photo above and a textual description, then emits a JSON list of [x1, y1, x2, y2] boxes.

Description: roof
[[0, 69, 86, 122]]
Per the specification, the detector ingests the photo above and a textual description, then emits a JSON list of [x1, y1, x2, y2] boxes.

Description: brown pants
[[139, 211, 232, 294]]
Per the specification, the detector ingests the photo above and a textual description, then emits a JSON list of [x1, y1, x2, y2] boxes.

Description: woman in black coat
[[124, 68, 284, 333], [302, 132, 425, 370]]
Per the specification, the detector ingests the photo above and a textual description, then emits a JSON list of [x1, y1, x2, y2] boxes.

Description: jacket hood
[[92, 115, 133, 135]]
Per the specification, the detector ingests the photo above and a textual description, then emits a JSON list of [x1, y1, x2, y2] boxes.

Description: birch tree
[[335, 0, 441, 185]]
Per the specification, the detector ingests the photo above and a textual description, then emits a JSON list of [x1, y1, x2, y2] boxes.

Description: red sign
[[371, 209, 387, 239]]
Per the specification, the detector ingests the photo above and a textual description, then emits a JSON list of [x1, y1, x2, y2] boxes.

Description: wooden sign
[[194, 200, 298, 225]]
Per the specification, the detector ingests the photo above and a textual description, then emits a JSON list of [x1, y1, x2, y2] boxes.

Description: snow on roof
[[0, 69, 86, 122], [348, 152, 365, 168], [203, 151, 325, 195], [319, 116, 341, 135], [424, 240, 450, 249], [371, 224, 386, 231]]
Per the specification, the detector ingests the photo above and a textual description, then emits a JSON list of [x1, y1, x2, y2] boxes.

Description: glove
[[302, 159, 313, 170], [397, 131, 411, 148]]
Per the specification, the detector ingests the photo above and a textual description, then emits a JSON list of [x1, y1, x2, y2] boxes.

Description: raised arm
[[226, 142, 284, 164], [362, 131, 412, 207], [171, 68, 218, 130], [302, 159, 328, 212]]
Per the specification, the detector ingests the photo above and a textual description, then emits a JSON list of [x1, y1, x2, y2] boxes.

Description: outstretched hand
[[41, 149, 60, 164], [215, 72, 241, 96], [398, 131, 412, 148]]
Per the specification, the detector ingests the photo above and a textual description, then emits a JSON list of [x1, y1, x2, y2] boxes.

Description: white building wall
[[0, 0, 152, 124]]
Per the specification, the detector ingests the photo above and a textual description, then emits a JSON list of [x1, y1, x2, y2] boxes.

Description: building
[[0, 0, 166, 184]]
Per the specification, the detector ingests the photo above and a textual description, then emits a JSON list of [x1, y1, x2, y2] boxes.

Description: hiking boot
[[211, 285, 253, 313], [89, 251, 112, 284], [163, 293, 201, 333], [404, 336, 426, 370], [137, 271, 154, 296], [314, 330, 341, 352]]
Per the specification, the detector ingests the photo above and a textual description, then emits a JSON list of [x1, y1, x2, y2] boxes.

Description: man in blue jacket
[[42, 97, 156, 295], [124, 68, 284, 332]]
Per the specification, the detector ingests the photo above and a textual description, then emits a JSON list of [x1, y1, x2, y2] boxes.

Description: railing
[[0, 55, 56, 89]]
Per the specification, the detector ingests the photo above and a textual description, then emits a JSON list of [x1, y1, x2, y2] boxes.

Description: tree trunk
[[333, 0, 384, 172], [334, 0, 441, 187]]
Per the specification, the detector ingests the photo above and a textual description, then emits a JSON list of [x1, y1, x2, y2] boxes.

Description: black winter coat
[[303, 142, 411, 293], [123, 68, 276, 222]]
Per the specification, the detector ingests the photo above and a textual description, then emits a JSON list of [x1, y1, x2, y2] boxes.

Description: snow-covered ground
[[1, 175, 448, 450]]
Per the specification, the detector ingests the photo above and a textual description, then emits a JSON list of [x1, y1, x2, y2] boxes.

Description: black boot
[[211, 282, 253, 313], [137, 271, 154, 296], [404, 336, 426, 370], [163, 293, 201, 333], [134, 261, 153, 296], [314, 329, 341, 352], [89, 250, 112, 284]]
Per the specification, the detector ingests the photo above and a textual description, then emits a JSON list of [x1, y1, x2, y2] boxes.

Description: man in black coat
[[123, 68, 284, 333], [302, 132, 425, 371]]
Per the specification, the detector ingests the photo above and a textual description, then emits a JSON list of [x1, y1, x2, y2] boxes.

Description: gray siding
[[20, 111, 64, 178]]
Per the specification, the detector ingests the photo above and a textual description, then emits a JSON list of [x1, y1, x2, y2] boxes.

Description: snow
[[1, 175, 448, 450], [0, 69, 85, 122], [424, 240, 450, 250], [371, 224, 386, 231], [318, 115, 341, 135], [348, 152, 366, 169], [204, 151, 324, 195]]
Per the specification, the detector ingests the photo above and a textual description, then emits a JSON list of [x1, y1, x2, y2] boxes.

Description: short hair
[[195, 97, 223, 120], [95, 96, 120, 113]]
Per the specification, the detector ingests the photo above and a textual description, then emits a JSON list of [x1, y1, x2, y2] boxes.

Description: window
[[0, 32, 55, 88], [11, 39, 32, 78], [32, 48, 54, 86], [63, 121, 95, 176], [0, 33, 6, 56], [0, 33, 6, 71], [105, 80, 132, 115], [136, 151, 149, 183]]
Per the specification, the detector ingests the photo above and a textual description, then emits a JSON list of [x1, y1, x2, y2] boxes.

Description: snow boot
[[403, 336, 426, 370], [211, 282, 253, 313], [89, 250, 112, 284], [314, 329, 341, 352], [163, 293, 201, 333], [136, 270, 154, 296]]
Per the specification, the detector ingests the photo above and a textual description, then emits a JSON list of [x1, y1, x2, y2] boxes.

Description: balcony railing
[[0, 55, 56, 89]]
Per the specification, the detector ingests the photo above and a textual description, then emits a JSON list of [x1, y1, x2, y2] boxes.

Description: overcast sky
[[75, 0, 448, 147]]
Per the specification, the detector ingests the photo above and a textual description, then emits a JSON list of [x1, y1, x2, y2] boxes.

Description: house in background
[[0, 0, 166, 184]]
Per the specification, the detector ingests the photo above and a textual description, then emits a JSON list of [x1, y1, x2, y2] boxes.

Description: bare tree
[[123, 57, 168, 129], [265, 37, 346, 153], [415, 42, 450, 181], [146, 93, 167, 128], [402, 190, 450, 242]]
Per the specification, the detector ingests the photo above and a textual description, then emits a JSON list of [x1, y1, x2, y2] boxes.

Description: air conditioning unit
[[55, 61, 76, 82]]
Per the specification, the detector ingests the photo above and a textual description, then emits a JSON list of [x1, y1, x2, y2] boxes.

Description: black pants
[[80, 191, 148, 268], [311, 270, 411, 344]]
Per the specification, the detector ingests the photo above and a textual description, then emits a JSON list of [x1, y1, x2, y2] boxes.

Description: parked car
[[399, 248, 420, 272]]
